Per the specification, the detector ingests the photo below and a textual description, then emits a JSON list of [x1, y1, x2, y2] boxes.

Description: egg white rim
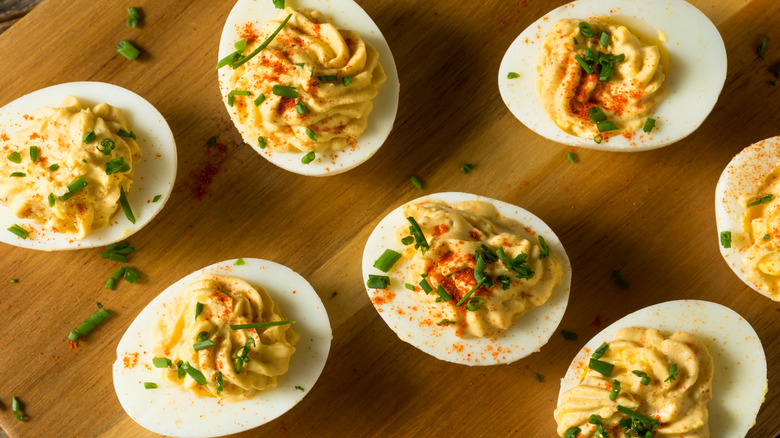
[[498, 0, 727, 151], [557, 300, 767, 438], [0, 81, 177, 251], [112, 258, 332, 438], [362, 191, 572, 366], [715, 136, 780, 301], [217, 0, 400, 176]]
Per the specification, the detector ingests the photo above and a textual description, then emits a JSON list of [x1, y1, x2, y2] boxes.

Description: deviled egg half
[[112, 258, 332, 437], [0, 82, 176, 250], [217, 0, 399, 176], [716, 136, 780, 301], [555, 300, 766, 438], [498, 0, 726, 151], [362, 192, 572, 366]]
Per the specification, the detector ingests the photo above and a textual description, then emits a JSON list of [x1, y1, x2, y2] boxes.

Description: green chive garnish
[[764, 234, 771, 241], [97, 139, 116, 155], [591, 342, 609, 360], [117, 129, 136, 140], [152, 194, 161, 202], [12, 396, 25, 422], [616, 405, 660, 428], [665, 363, 678, 382], [295, 101, 308, 115], [127, 7, 140, 27], [116, 40, 140, 60], [48, 163, 59, 171], [404, 283, 415, 291], [7, 224, 28, 239], [217, 51, 241, 69], [152, 357, 172, 368], [437, 318, 453, 326], [61, 177, 88, 201], [720, 231, 732, 248], [366, 274, 390, 289], [181, 362, 207, 385], [609, 379, 620, 401], [231, 14, 292, 69], [317, 75, 338, 82], [593, 134, 603, 144], [748, 194, 774, 207], [195, 302, 204, 318], [401, 236, 414, 245], [272, 85, 299, 98], [465, 296, 483, 311], [193, 340, 217, 351], [301, 151, 316, 164], [614, 270, 630, 289], [234, 258, 245, 265], [407, 217, 429, 254], [419, 278, 433, 294], [597, 121, 618, 132], [588, 358, 614, 377], [373, 249, 402, 272], [124, 267, 141, 283], [462, 163, 474, 174], [83, 131, 96, 143], [343, 76, 352, 86], [119, 186, 135, 224], [234, 38, 247, 52], [588, 106, 607, 123], [7, 151, 21, 163], [533, 373, 543, 382], [643, 117, 656, 133], [567, 151, 575, 163], [632, 370, 652, 385], [561, 330, 577, 340], [575, 55, 593, 74], [216, 371, 224, 395], [599, 31, 610, 48], [9, 279, 19, 283], [498, 275, 510, 290], [227, 90, 252, 106], [143, 382, 158, 389], [578, 22, 595, 38], [273, 0, 285, 9], [507, 72, 520, 79], [68, 305, 110, 341], [563, 427, 581, 438], [29, 146, 38, 162], [254, 94, 266, 106], [229, 320, 294, 330], [305, 129, 318, 142], [106, 157, 130, 175], [538, 235, 550, 260], [258, 136, 266, 149], [436, 285, 451, 302], [758, 34, 769, 58], [410, 175, 423, 190], [10, 172, 25, 177]]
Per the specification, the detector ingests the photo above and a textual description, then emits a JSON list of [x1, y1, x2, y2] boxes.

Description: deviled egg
[[112, 258, 332, 437], [362, 192, 572, 366], [0, 82, 176, 250], [498, 0, 726, 151], [217, 0, 399, 176]]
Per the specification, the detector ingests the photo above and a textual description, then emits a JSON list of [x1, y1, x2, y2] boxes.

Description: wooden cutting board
[[0, 0, 779, 436]]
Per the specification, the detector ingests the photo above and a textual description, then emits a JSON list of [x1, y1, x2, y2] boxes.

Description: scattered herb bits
[[614, 270, 630, 289], [7, 224, 28, 239], [12, 396, 25, 421], [567, 151, 575, 163], [462, 163, 474, 174], [506, 72, 520, 79], [533, 373, 543, 382], [410, 175, 423, 190], [301, 151, 316, 164], [758, 34, 769, 58], [7, 151, 22, 163], [342, 76, 352, 86], [643, 117, 656, 133], [563, 427, 581, 438], [366, 274, 390, 289], [578, 22, 595, 38], [119, 186, 136, 224], [152, 194, 162, 202], [720, 231, 732, 248], [588, 358, 614, 377], [143, 382, 158, 389], [373, 249, 402, 272], [127, 7, 141, 27], [748, 194, 774, 207], [294, 385, 304, 391], [234, 258, 246, 266], [68, 304, 110, 341], [305, 129, 318, 142], [116, 40, 141, 61], [609, 379, 620, 401], [229, 14, 292, 69], [561, 330, 578, 340], [152, 357, 172, 368], [665, 363, 678, 382], [229, 320, 294, 330]]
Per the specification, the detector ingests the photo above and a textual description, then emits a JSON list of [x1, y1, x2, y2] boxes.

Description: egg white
[[112, 258, 332, 438], [217, 0, 399, 176], [498, 0, 727, 151], [715, 136, 780, 300], [0, 82, 177, 250], [362, 192, 572, 366], [557, 300, 767, 437]]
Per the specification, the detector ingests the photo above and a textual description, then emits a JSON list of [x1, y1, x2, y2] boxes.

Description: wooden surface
[[0, 0, 779, 437]]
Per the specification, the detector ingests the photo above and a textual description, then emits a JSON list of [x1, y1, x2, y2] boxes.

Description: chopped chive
[[105, 278, 116, 290], [231, 14, 293, 69], [12, 396, 24, 422], [407, 217, 429, 254], [573, 37, 579, 45], [116, 40, 140, 60], [193, 339, 217, 351], [195, 302, 204, 318], [229, 320, 294, 330], [217, 51, 241, 69], [152, 194, 162, 202], [7, 224, 28, 239], [216, 371, 224, 395], [373, 249, 402, 272], [567, 151, 575, 163], [498, 275, 511, 290], [720, 231, 732, 248], [419, 278, 433, 294], [111, 267, 126, 280], [176, 361, 186, 379], [29, 146, 38, 162], [254, 93, 266, 106], [437, 318, 454, 326], [561, 330, 577, 340], [48, 163, 59, 171], [614, 270, 630, 289], [301, 151, 316, 164], [588, 106, 607, 123], [632, 370, 652, 385], [404, 283, 415, 291], [234, 38, 247, 52], [295, 101, 308, 115], [758, 34, 769, 58], [596, 121, 618, 132], [317, 75, 338, 82], [101, 247, 135, 258], [10, 172, 25, 177], [227, 89, 252, 106], [294, 385, 304, 391], [533, 373, 543, 382], [575, 55, 593, 74], [143, 382, 158, 389], [117, 129, 136, 140], [538, 235, 550, 260], [665, 363, 678, 382], [82, 131, 96, 143], [593, 134, 603, 144], [68, 305, 110, 341], [456, 278, 485, 307], [748, 194, 774, 207], [462, 163, 474, 174], [366, 274, 390, 289], [182, 362, 207, 385], [506, 72, 520, 79], [436, 285, 451, 302], [110, 253, 128, 263], [465, 296, 483, 311], [105, 157, 130, 175], [258, 136, 267, 149], [563, 427, 581, 438], [643, 117, 656, 133], [609, 379, 620, 401], [410, 175, 423, 190], [343, 76, 352, 86], [152, 357, 172, 368], [272, 85, 299, 98], [119, 186, 136, 224], [616, 405, 660, 428], [61, 177, 88, 201], [196, 331, 209, 343], [124, 267, 141, 283], [598, 62, 614, 82], [764, 234, 771, 241], [7, 151, 22, 163], [295, 62, 305, 67], [599, 31, 610, 48], [591, 342, 609, 360], [588, 358, 614, 377], [127, 7, 140, 27], [9, 279, 18, 283], [273, 0, 285, 9], [234, 258, 245, 265], [578, 22, 595, 38], [401, 236, 414, 245], [305, 129, 318, 142], [97, 139, 116, 155]]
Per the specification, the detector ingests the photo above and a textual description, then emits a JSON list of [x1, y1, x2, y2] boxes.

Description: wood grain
[[0, 0, 779, 437]]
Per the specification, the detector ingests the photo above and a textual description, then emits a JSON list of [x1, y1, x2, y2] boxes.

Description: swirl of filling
[[536, 19, 665, 139], [223, 7, 386, 153], [402, 200, 562, 338], [156, 274, 298, 399], [742, 167, 780, 300], [0, 96, 140, 238], [554, 327, 713, 437]]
